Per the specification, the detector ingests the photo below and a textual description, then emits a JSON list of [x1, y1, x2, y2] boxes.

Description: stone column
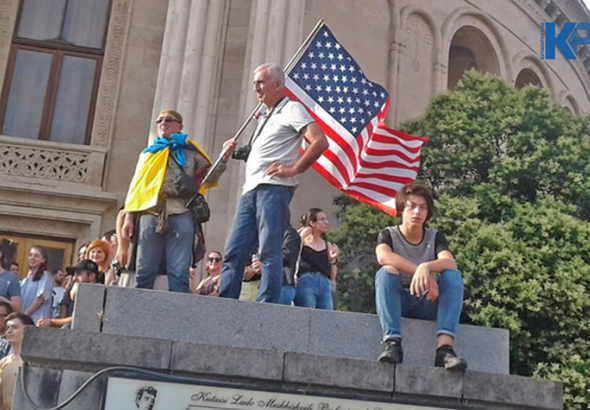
[[150, 0, 228, 146]]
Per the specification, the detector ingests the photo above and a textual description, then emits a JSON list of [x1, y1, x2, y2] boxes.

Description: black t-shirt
[[60, 289, 75, 318]]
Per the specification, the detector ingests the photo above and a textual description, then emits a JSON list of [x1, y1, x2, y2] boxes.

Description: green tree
[[331, 71, 590, 409]]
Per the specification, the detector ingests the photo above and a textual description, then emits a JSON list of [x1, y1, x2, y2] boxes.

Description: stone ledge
[[77, 285, 510, 374], [284, 352, 394, 394], [463, 370, 563, 410], [171, 341, 284, 381], [18, 329, 562, 410], [21, 327, 172, 371]]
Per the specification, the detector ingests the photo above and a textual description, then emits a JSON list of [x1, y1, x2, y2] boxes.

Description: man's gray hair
[[254, 63, 285, 85]]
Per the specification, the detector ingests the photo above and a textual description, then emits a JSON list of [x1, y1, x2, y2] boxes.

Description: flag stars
[[362, 89, 369, 96], [339, 107, 346, 114], [305, 84, 312, 91], [327, 96, 334, 103], [308, 52, 315, 58], [335, 43, 341, 49], [301, 62, 307, 69], [321, 63, 327, 70], [311, 63, 317, 70], [303, 73, 309, 80], [328, 53, 335, 60], [326, 42, 332, 49], [318, 96, 324, 103], [337, 54, 344, 61], [351, 77, 358, 84], [315, 85, 322, 92], [316, 41, 323, 48], [337, 97, 344, 104], [333, 75, 339, 82], [330, 64, 337, 70], [329, 107, 336, 113], [319, 52, 325, 59], [349, 107, 355, 114], [313, 74, 320, 81], [323, 74, 330, 81], [339, 65, 347, 72]]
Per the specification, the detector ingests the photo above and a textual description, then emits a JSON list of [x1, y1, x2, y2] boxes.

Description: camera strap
[[246, 96, 287, 147]]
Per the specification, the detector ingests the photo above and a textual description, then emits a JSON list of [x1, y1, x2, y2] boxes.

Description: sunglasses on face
[[207, 257, 222, 263], [155, 117, 179, 124]]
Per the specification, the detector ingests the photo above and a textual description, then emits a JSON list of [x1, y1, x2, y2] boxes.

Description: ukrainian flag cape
[[124, 138, 217, 213]]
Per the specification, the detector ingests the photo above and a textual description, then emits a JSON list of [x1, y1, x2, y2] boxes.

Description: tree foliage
[[331, 71, 590, 409]]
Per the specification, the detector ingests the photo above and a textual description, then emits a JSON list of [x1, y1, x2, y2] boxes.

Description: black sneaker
[[435, 345, 468, 371], [378, 338, 403, 364]]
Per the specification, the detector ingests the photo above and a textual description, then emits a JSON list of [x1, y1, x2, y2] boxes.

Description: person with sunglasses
[[194, 251, 223, 296], [122, 109, 236, 293]]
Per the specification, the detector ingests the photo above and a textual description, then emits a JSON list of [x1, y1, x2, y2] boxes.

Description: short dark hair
[[135, 386, 157, 403], [6, 312, 35, 327], [101, 229, 116, 240], [0, 239, 16, 270], [395, 183, 435, 222], [0, 301, 13, 315]]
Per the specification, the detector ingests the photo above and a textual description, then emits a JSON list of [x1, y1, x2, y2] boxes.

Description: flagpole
[[201, 19, 325, 186]]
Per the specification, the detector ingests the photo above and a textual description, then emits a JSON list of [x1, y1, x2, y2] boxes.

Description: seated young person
[[36, 260, 98, 329], [375, 183, 467, 370]]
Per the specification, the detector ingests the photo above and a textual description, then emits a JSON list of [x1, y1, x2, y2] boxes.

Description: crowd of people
[[0, 62, 468, 410]]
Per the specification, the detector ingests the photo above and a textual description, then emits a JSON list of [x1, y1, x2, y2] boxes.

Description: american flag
[[285, 24, 428, 216]]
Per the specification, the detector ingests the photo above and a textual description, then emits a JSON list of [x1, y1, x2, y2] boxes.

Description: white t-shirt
[[243, 98, 313, 194]]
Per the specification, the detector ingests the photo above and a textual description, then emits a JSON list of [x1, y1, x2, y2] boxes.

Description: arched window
[[515, 68, 541, 89], [448, 26, 500, 89]]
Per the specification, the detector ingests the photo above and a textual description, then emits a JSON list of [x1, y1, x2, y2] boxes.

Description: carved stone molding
[[405, 14, 433, 72], [0, 141, 90, 183], [90, 0, 132, 148], [0, 0, 18, 98], [510, 0, 590, 93]]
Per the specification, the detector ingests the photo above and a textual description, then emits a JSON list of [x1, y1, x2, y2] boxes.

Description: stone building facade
[[1, 0, 589, 273]]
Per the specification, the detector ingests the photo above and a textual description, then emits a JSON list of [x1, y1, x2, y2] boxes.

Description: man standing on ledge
[[375, 183, 467, 370], [123, 109, 235, 293], [219, 63, 328, 303]]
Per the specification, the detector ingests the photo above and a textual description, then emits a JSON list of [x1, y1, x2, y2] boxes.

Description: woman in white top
[[20, 246, 53, 322]]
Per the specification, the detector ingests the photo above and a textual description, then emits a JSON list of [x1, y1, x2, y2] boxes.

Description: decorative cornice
[[510, 0, 590, 96], [90, 0, 132, 148], [0, 141, 90, 183]]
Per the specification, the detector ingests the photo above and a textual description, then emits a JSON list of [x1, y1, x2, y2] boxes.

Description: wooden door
[[0, 233, 74, 280]]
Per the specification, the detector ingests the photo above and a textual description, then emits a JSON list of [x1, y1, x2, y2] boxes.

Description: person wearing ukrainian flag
[[121, 109, 236, 293]]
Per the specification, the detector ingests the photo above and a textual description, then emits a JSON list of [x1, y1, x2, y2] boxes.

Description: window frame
[[0, 0, 112, 145]]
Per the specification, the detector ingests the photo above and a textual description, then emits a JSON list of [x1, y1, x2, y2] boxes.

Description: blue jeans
[[294, 272, 333, 310], [219, 185, 294, 303], [136, 212, 194, 293], [277, 285, 296, 305], [375, 267, 463, 340]]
